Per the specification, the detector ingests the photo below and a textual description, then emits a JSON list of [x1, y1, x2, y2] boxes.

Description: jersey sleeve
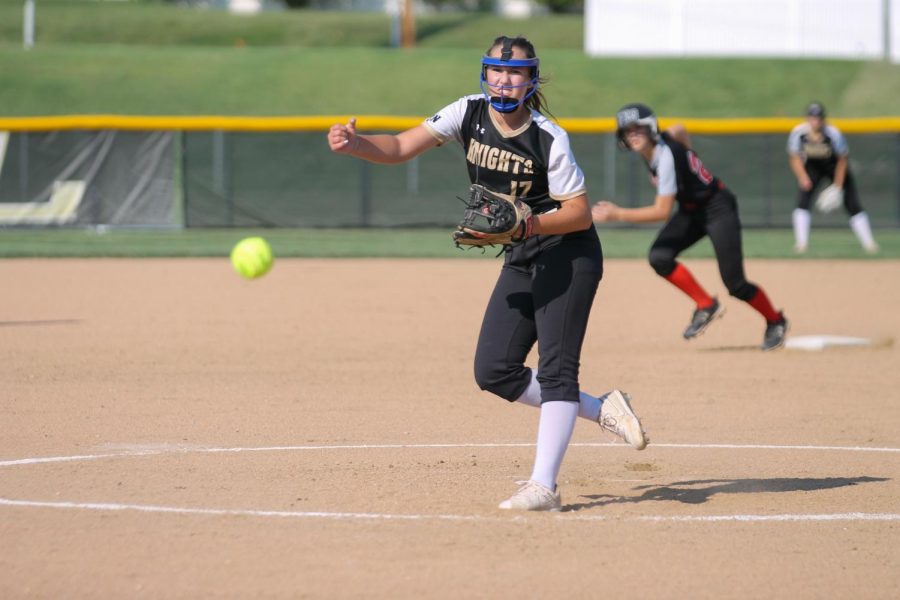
[[826, 125, 849, 156], [547, 132, 586, 200], [421, 97, 467, 146], [786, 125, 804, 155], [655, 145, 678, 196]]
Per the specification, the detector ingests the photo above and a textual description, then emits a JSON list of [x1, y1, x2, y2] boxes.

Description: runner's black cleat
[[683, 298, 724, 339], [762, 313, 789, 351]]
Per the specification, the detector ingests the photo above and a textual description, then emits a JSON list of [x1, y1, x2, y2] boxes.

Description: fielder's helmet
[[615, 103, 659, 149], [480, 36, 540, 113], [806, 102, 826, 118]]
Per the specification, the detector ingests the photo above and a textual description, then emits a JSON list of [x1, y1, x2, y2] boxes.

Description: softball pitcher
[[328, 36, 647, 512], [593, 103, 789, 351], [787, 102, 879, 254]]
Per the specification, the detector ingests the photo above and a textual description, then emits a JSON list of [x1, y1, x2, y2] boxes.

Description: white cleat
[[498, 480, 561, 512], [598, 390, 649, 450]]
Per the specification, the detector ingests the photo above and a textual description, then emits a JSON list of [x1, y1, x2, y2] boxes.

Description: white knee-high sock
[[577, 390, 602, 422], [792, 208, 811, 250], [529, 400, 579, 491], [514, 369, 543, 408], [849, 212, 878, 252], [515, 369, 602, 421]]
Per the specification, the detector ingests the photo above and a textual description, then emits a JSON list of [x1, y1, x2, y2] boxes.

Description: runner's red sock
[[664, 264, 714, 308], [747, 287, 782, 322]]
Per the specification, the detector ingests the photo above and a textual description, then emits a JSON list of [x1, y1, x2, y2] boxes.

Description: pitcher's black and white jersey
[[647, 132, 722, 210], [787, 122, 848, 172], [423, 94, 586, 216]]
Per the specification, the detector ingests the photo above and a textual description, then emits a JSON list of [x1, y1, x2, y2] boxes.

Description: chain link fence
[[1, 126, 898, 229]]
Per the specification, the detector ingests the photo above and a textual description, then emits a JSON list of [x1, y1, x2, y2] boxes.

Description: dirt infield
[[2, 258, 898, 599]]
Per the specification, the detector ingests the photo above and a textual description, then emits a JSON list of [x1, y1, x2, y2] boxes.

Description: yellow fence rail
[[2, 115, 900, 134]]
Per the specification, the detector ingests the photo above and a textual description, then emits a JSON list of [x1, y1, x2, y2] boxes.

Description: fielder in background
[[328, 35, 648, 512], [787, 102, 879, 254], [593, 103, 789, 351]]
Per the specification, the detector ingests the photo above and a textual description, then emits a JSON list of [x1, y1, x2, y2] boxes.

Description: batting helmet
[[616, 103, 659, 149]]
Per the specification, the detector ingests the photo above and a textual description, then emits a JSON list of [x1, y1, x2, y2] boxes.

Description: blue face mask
[[480, 56, 540, 113]]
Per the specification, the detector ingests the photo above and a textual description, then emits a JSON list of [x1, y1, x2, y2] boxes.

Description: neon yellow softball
[[230, 237, 274, 279]]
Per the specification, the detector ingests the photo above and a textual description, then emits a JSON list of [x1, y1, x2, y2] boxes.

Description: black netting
[[0, 130, 176, 227], [2, 129, 897, 228]]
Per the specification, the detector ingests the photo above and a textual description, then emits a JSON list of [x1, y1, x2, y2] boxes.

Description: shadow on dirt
[[565, 476, 890, 512]]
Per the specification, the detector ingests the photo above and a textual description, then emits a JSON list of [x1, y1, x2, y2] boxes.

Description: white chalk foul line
[[2, 441, 898, 468], [197, 442, 900, 454], [2, 442, 897, 525], [571, 512, 900, 523], [0, 450, 164, 468], [0, 498, 481, 522], [640, 443, 900, 452], [634, 513, 900, 523], [1, 498, 898, 524]]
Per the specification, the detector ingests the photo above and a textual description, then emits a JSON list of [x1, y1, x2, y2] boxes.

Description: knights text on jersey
[[648, 132, 721, 208], [423, 95, 586, 215], [786, 123, 849, 169]]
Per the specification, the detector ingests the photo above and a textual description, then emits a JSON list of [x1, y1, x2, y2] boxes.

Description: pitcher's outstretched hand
[[328, 117, 358, 154]]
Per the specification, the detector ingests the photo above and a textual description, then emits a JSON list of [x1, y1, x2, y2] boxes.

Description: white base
[[784, 335, 873, 351]]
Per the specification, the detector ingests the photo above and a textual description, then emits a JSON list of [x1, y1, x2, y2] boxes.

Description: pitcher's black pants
[[473, 229, 603, 405]]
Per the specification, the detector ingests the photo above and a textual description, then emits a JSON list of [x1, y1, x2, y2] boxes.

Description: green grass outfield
[[0, 228, 897, 259], [0, 2, 585, 49], [0, 3, 898, 117], [5, 45, 893, 118]]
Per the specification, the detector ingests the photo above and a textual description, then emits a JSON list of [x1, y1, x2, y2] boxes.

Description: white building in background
[[306, 0, 544, 17], [229, 0, 262, 12], [585, 0, 900, 62], [495, 0, 546, 18], [226, 0, 291, 12]]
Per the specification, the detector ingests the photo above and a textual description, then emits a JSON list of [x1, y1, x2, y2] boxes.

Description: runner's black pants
[[648, 189, 758, 301]]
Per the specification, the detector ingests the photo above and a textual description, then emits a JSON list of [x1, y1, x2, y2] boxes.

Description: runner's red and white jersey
[[648, 132, 721, 209]]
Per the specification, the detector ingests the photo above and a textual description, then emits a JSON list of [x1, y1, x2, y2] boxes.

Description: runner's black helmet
[[615, 103, 658, 149]]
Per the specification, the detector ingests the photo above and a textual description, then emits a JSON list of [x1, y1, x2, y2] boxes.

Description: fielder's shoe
[[683, 298, 725, 339], [598, 390, 648, 450], [762, 313, 789, 351], [498, 480, 561, 512]]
